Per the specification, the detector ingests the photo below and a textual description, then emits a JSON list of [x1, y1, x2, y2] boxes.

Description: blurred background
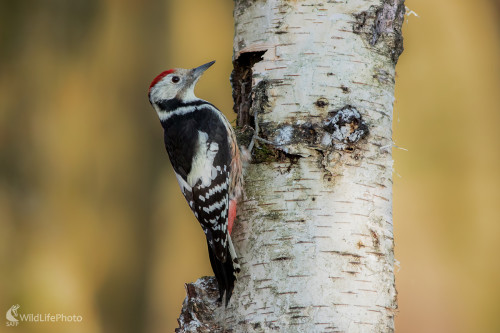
[[0, 0, 498, 332]]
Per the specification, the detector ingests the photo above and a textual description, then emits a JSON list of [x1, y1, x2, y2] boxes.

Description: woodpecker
[[148, 61, 243, 305]]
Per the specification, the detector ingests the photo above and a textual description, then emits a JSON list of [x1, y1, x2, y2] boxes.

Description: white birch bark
[[177, 0, 404, 332]]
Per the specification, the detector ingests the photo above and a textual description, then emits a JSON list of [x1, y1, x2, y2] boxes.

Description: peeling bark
[[177, 0, 403, 332]]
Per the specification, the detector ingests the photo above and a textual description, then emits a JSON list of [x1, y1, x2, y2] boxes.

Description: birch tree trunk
[[177, 0, 404, 332]]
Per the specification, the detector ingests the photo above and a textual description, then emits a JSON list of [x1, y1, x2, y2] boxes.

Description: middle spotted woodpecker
[[148, 61, 243, 305]]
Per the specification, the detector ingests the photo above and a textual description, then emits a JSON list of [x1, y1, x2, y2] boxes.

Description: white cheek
[[150, 83, 176, 101]]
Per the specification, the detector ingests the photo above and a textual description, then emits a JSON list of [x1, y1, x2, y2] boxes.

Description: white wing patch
[[175, 171, 192, 195], [187, 131, 219, 188]]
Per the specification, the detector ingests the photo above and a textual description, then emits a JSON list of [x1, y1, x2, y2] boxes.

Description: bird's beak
[[191, 61, 215, 80], [181, 61, 215, 99]]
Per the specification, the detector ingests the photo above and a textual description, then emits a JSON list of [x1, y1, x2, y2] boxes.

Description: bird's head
[[148, 60, 215, 107]]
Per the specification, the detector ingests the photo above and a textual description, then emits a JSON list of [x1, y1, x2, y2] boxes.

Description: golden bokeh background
[[0, 1, 498, 332]]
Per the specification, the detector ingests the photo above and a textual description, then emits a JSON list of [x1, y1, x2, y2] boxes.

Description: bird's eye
[[171, 76, 180, 83]]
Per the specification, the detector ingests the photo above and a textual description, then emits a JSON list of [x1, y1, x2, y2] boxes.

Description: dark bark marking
[[353, 0, 405, 64], [340, 85, 351, 93], [231, 51, 266, 128], [370, 229, 380, 249], [259, 105, 368, 152], [324, 105, 369, 149], [314, 97, 329, 108], [176, 277, 227, 333]]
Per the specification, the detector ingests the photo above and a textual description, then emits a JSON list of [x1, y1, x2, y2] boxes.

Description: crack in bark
[[231, 51, 266, 128]]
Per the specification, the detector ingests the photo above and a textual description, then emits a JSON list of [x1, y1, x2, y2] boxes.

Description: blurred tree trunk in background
[[177, 0, 404, 331]]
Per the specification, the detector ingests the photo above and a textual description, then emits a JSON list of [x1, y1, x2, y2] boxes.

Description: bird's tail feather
[[207, 237, 240, 306]]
